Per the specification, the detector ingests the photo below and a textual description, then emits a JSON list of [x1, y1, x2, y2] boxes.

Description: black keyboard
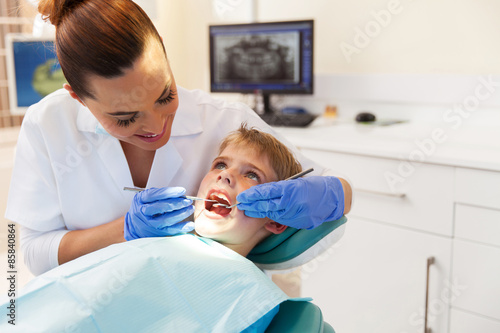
[[259, 113, 317, 127]]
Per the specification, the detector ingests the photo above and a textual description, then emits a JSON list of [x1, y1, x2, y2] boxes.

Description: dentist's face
[[83, 40, 178, 151], [194, 143, 278, 246]]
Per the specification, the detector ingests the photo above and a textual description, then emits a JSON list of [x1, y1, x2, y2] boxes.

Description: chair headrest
[[247, 216, 347, 270]]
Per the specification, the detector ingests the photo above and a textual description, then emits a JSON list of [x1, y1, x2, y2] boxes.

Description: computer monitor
[[209, 20, 314, 117], [6, 33, 66, 115]]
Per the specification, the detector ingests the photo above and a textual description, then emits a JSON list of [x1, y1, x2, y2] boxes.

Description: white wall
[[154, 0, 500, 91], [257, 0, 500, 75], [154, 0, 213, 91]]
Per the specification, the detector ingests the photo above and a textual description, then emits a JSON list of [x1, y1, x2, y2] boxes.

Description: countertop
[[274, 118, 500, 172]]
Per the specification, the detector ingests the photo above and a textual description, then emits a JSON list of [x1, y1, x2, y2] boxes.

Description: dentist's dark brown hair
[[38, 0, 165, 100]]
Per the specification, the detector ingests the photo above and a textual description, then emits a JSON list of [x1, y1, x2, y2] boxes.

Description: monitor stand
[[257, 93, 317, 128]]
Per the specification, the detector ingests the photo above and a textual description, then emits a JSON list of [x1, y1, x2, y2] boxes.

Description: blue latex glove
[[236, 176, 344, 230], [124, 187, 195, 241]]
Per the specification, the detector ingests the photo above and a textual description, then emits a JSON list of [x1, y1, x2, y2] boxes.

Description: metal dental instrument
[[123, 187, 146, 192], [123, 187, 218, 203], [213, 167, 315, 209], [284, 167, 315, 181], [184, 196, 218, 203]]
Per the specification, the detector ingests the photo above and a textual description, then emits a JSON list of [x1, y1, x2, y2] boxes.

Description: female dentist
[[6, 0, 352, 276]]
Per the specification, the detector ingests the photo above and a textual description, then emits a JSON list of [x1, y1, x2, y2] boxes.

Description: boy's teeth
[[215, 193, 227, 200], [211, 193, 230, 204]]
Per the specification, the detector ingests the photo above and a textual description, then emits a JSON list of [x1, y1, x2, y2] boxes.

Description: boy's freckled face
[[194, 143, 278, 246]]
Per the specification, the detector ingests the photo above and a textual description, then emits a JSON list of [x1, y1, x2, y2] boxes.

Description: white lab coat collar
[[87, 134, 183, 191], [147, 140, 183, 188], [76, 103, 99, 133], [171, 86, 203, 137]]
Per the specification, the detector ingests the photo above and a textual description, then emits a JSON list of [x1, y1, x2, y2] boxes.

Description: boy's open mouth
[[205, 192, 232, 216]]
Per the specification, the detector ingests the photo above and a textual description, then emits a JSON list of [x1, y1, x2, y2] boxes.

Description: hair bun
[[38, 0, 86, 26]]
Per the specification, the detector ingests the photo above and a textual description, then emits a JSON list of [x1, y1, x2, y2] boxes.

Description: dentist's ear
[[63, 83, 86, 107], [264, 220, 287, 235]]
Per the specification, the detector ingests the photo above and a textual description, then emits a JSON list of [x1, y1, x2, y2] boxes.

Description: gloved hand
[[236, 176, 344, 230], [124, 187, 195, 241]]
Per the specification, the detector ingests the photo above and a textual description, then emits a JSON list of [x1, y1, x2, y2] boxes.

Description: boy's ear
[[63, 83, 86, 107], [264, 220, 287, 234]]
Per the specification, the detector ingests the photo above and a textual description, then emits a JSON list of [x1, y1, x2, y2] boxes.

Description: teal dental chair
[[248, 216, 347, 333]]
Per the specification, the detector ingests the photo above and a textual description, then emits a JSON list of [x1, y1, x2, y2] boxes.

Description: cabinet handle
[[424, 256, 435, 333], [354, 188, 406, 198]]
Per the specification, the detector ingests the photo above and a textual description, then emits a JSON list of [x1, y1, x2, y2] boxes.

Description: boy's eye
[[214, 162, 226, 170], [158, 89, 177, 105], [247, 171, 260, 182]]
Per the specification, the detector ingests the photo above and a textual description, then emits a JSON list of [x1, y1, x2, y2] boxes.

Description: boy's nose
[[217, 169, 234, 186]]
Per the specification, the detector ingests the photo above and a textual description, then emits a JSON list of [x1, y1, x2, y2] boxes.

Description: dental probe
[[284, 167, 314, 181], [122, 187, 218, 203], [123, 186, 146, 192], [213, 167, 315, 209]]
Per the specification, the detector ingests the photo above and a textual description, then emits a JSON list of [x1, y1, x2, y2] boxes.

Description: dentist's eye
[[116, 114, 138, 127], [158, 89, 177, 105]]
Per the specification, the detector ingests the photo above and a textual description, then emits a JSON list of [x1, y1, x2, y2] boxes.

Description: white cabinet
[[451, 240, 500, 320], [449, 309, 500, 333], [455, 168, 500, 209], [298, 148, 454, 333], [302, 216, 452, 333], [450, 168, 500, 329], [454, 204, 500, 247]]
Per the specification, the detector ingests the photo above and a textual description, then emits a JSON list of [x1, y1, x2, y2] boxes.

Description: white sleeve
[[20, 225, 69, 276], [5, 110, 66, 231], [319, 166, 354, 192]]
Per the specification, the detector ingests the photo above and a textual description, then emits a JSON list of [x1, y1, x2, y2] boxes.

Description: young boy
[[0, 124, 308, 333], [193, 123, 302, 257]]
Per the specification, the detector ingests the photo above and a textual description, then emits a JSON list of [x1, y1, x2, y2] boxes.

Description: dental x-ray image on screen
[[213, 32, 300, 84], [209, 20, 313, 96], [209, 20, 314, 126]]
